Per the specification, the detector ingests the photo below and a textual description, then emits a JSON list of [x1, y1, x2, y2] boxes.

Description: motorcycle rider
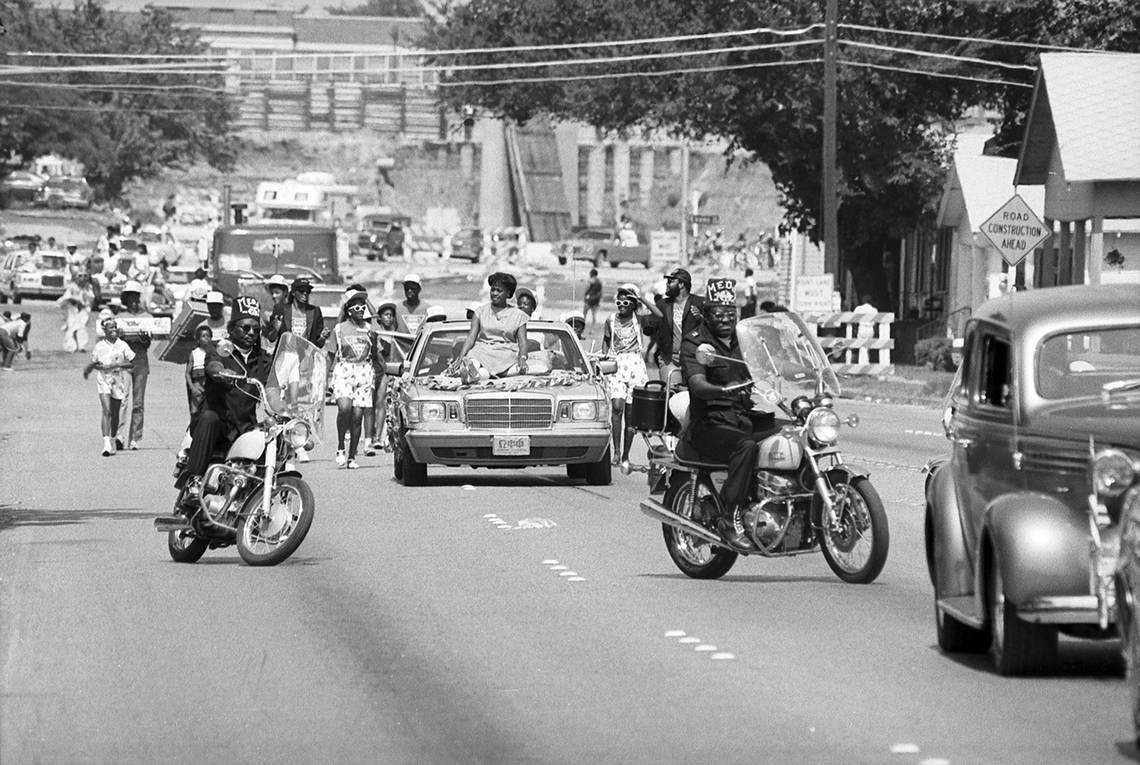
[[180, 296, 271, 513], [679, 277, 781, 552]]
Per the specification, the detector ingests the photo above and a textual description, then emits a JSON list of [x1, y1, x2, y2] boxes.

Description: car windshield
[[214, 230, 336, 278], [412, 326, 588, 377], [263, 332, 326, 439], [1037, 327, 1140, 399], [39, 255, 67, 270]]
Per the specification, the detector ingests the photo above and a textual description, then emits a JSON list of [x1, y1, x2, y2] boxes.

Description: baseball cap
[[403, 273, 421, 286], [376, 301, 397, 315], [121, 280, 143, 295], [560, 310, 586, 324], [266, 274, 289, 289], [665, 268, 692, 286], [205, 290, 224, 304], [425, 305, 447, 321], [291, 277, 312, 293]]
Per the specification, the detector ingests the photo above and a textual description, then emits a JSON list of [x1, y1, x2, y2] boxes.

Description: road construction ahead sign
[[979, 194, 1050, 267]]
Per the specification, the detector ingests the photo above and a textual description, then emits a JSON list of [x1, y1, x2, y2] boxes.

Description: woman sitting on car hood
[[453, 272, 529, 381]]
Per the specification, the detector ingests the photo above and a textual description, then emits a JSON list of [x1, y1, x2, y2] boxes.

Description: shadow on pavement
[[0, 503, 150, 531], [1115, 741, 1140, 762], [932, 640, 1125, 679], [638, 572, 838, 585]]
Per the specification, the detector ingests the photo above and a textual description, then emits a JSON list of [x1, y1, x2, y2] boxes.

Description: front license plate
[[492, 435, 530, 456]]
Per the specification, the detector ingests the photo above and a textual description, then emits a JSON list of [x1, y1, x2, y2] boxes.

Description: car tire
[[398, 431, 427, 487], [935, 602, 990, 653], [585, 449, 612, 486], [989, 555, 1058, 675], [566, 463, 588, 480]]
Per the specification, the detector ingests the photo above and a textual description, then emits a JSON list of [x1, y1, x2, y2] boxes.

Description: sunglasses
[[232, 322, 259, 334], [615, 299, 635, 308]]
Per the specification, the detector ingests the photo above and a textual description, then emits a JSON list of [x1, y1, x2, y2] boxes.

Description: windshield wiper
[[1102, 378, 1140, 397]]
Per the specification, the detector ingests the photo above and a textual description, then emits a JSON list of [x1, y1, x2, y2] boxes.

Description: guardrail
[[801, 311, 894, 376]]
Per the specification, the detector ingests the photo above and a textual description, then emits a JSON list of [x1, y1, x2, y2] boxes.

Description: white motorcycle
[[637, 313, 890, 583], [156, 333, 325, 566]]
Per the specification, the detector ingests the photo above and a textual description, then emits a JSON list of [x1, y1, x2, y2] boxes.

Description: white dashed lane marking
[[542, 559, 585, 583], [664, 630, 736, 661], [904, 429, 943, 438]]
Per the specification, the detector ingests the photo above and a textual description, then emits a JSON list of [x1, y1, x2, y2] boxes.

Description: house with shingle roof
[[1015, 51, 1140, 287]]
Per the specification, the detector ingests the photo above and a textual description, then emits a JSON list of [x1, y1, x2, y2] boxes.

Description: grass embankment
[[838, 366, 954, 407]]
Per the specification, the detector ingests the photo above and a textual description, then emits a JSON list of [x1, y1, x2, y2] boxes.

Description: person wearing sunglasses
[[649, 268, 703, 384], [179, 296, 272, 512], [602, 284, 652, 469], [330, 292, 383, 469]]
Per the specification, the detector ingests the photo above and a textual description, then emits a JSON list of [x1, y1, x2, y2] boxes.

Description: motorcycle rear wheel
[[661, 476, 737, 580], [819, 475, 889, 584], [167, 530, 209, 563], [236, 476, 315, 566]]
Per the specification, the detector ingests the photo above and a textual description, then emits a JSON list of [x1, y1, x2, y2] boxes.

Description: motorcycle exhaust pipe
[[154, 516, 192, 533], [639, 499, 723, 546]]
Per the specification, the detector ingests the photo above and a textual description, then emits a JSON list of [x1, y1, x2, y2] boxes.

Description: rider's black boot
[[717, 506, 757, 552]]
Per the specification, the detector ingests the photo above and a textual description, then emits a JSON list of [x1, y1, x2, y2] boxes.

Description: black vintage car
[[927, 284, 1140, 675]]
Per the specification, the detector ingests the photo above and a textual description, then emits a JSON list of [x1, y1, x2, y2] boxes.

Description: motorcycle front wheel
[[167, 530, 209, 563], [661, 476, 737, 580], [819, 474, 889, 584], [236, 476, 315, 566]]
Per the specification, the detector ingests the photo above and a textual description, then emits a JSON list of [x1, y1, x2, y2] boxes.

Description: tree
[[425, 0, 1129, 302], [0, 0, 235, 200]]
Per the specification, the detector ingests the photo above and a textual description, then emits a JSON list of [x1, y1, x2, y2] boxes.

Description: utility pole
[[680, 141, 690, 267], [822, 0, 840, 293]]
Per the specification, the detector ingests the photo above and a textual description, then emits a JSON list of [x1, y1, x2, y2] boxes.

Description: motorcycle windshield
[[736, 314, 840, 400], [264, 332, 327, 442]]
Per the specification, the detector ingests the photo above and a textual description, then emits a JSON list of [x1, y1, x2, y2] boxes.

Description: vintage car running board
[[937, 596, 984, 629]]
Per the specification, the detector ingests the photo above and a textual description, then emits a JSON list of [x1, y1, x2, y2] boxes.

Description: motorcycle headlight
[[1093, 449, 1135, 497], [806, 408, 841, 446], [286, 420, 310, 448]]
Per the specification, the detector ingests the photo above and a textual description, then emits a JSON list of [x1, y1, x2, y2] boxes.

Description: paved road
[[1, 318, 1135, 764]]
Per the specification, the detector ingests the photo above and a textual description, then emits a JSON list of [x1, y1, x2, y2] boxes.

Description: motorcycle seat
[[674, 437, 727, 471]]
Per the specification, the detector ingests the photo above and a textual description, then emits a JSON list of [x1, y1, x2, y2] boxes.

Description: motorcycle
[[637, 312, 889, 583], [155, 332, 325, 566]]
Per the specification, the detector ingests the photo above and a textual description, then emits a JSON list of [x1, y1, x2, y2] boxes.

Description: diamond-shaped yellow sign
[[978, 194, 1050, 267]]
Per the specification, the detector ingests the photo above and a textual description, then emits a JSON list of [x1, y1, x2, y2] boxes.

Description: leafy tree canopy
[[0, 0, 235, 200], [426, 0, 1138, 290]]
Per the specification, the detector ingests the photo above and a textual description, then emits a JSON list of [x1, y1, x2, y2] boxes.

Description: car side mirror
[[385, 361, 404, 376]]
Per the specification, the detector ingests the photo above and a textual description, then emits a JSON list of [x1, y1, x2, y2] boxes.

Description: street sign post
[[978, 195, 1050, 268], [687, 214, 719, 225]]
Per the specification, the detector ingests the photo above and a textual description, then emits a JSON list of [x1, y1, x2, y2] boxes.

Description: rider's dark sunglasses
[[708, 310, 736, 321], [232, 322, 258, 334]]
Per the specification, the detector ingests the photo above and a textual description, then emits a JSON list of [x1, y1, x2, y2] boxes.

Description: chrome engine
[[199, 463, 255, 518], [744, 471, 810, 554]]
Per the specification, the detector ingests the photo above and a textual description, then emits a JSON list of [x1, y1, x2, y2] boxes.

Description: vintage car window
[[414, 329, 468, 376], [1037, 328, 1140, 399], [977, 334, 1012, 409]]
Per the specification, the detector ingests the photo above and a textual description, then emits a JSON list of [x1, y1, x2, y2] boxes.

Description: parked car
[[0, 248, 71, 303], [557, 226, 651, 268], [1110, 430, 1140, 746], [355, 208, 411, 261], [447, 227, 485, 262], [36, 176, 94, 209], [0, 170, 47, 206], [925, 283, 1140, 675], [386, 320, 614, 486], [134, 225, 183, 265]]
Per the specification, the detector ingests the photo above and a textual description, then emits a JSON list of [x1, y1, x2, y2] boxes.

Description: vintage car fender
[[924, 458, 973, 598], [978, 491, 1090, 607]]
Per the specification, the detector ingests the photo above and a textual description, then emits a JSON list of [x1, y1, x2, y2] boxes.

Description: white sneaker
[[347, 459, 359, 470], [297, 448, 310, 463], [335, 449, 347, 467]]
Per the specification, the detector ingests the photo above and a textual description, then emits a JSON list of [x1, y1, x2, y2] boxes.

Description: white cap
[[206, 290, 224, 304], [619, 282, 641, 298], [425, 305, 446, 319], [403, 273, 421, 285], [560, 310, 585, 323], [121, 280, 143, 294], [266, 274, 289, 289]]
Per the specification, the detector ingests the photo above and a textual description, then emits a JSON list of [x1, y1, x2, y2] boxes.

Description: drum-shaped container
[[629, 380, 668, 432]]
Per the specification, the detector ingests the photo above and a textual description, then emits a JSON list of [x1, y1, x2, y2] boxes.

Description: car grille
[[41, 275, 64, 287], [1020, 449, 1087, 474], [466, 396, 552, 429]]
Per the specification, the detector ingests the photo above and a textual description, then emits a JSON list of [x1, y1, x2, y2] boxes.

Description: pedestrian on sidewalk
[[57, 273, 94, 352], [583, 268, 602, 328], [83, 316, 135, 456]]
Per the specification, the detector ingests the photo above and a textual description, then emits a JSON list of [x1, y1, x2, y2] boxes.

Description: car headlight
[[410, 400, 460, 423], [285, 420, 311, 448], [806, 408, 840, 446], [1093, 449, 1135, 497], [558, 400, 604, 421]]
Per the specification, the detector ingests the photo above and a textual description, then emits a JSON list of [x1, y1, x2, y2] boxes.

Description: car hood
[[1029, 398, 1140, 443]]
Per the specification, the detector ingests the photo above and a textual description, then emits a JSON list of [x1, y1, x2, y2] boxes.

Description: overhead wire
[[839, 59, 1034, 88], [440, 57, 824, 88], [839, 23, 1109, 54], [840, 40, 1037, 71]]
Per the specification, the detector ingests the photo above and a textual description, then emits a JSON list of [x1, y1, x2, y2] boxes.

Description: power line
[[840, 39, 1038, 70], [439, 58, 823, 88], [839, 22, 1110, 54], [839, 59, 1034, 88], [9, 23, 825, 62], [0, 61, 227, 76]]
